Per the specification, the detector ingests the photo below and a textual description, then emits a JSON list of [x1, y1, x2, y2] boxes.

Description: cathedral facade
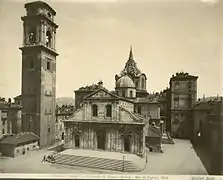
[[63, 47, 161, 157]]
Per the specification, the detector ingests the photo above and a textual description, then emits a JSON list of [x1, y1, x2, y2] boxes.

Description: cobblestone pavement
[[0, 139, 207, 175]]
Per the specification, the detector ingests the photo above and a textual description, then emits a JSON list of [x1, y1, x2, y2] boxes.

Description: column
[[43, 23, 47, 45], [23, 23, 26, 45], [40, 21, 44, 44], [53, 30, 56, 49], [51, 31, 54, 49], [36, 25, 39, 44]]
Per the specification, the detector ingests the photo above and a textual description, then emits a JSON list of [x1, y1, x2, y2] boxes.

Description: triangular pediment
[[84, 88, 120, 100]]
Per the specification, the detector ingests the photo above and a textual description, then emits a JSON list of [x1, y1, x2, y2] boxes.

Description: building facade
[[55, 105, 74, 142], [19, 1, 59, 147], [0, 132, 39, 158], [64, 88, 146, 157], [0, 98, 22, 138], [169, 72, 198, 139], [193, 97, 223, 175], [64, 47, 163, 157]]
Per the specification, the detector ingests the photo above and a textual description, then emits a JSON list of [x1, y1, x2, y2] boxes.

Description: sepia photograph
[[0, 0, 222, 178]]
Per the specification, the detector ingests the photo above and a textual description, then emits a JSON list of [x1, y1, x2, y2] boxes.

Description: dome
[[116, 75, 135, 88]]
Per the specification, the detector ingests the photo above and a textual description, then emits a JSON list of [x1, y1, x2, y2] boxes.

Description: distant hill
[[56, 97, 75, 106]]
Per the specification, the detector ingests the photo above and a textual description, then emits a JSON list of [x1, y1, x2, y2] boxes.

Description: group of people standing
[[42, 155, 55, 163]]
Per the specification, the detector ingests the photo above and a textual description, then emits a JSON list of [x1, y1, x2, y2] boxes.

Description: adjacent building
[[193, 96, 223, 175], [0, 132, 39, 157], [55, 105, 74, 142], [0, 98, 22, 139], [169, 72, 198, 139], [145, 122, 163, 152]]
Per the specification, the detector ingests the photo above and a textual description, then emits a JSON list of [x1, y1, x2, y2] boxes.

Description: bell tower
[[19, 1, 59, 147]]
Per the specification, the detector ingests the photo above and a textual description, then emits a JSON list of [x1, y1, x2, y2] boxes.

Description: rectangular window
[[2, 129, 5, 134], [17, 149, 19, 153], [47, 61, 50, 70], [27, 147, 29, 151], [48, 128, 50, 133]]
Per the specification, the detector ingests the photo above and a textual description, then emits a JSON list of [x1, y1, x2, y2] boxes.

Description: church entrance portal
[[75, 135, 80, 148], [97, 130, 106, 150], [124, 137, 130, 152]]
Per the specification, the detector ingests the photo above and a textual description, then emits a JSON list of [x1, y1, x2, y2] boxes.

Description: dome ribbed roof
[[116, 75, 135, 88]]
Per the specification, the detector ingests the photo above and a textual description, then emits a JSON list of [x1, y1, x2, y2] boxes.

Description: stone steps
[[53, 153, 142, 172]]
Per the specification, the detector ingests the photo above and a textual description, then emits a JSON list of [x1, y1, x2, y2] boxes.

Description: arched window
[[92, 104, 98, 117], [141, 78, 145, 89], [28, 28, 36, 43], [46, 30, 52, 47], [130, 91, 133, 98], [122, 91, 125, 97], [106, 104, 112, 117], [138, 106, 141, 114]]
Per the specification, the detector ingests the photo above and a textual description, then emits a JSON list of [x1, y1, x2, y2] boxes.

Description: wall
[[55, 118, 65, 141], [65, 123, 144, 156], [0, 144, 14, 157], [83, 99, 134, 122], [192, 110, 209, 143], [192, 101, 223, 175], [75, 91, 93, 109], [14, 141, 38, 157], [171, 110, 192, 139], [8, 109, 22, 134], [0, 110, 8, 138], [84, 101, 118, 121], [135, 103, 160, 119], [0, 141, 38, 157]]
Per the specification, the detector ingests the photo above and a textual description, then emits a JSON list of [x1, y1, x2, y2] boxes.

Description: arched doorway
[[97, 130, 106, 150]]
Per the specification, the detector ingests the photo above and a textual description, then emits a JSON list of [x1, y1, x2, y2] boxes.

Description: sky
[[0, 0, 222, 99]]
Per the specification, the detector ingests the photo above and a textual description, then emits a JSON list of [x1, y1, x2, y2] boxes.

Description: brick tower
[[19, 1, 59, 147], [169, 72, 198, 139]]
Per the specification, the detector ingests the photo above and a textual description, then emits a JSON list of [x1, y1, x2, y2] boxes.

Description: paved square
[[0, 139, 207, 175]]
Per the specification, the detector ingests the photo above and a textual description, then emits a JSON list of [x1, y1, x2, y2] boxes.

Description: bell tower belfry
[[19, 1, 59, 147]]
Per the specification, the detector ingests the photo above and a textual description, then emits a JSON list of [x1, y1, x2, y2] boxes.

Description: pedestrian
[[42, 155, 46, 162]]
